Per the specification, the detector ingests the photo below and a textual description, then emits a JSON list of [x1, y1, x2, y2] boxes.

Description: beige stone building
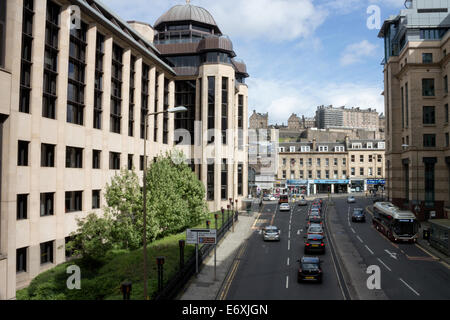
[[0, 0, 248, 300], [379, 0, 450, 220], [249, 110, 268, 129], [315, 105, 380, 131], [276, 138, 385, 195]]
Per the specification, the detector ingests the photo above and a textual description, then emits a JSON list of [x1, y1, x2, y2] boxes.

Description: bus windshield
[[392, 219, 419, 236]]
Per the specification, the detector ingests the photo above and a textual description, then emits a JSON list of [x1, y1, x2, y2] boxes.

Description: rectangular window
[[140, 155, 144, 171], [308, 170, 312, 179], [40, 192, 54, 216], [368, 167, 373, 176], [405, 82, 409, 127], [300, 170, 304, 179], [351, 155, 355, 162], [423, 134, 436, 147], [423, 106, 435, 124], [325, 158, 329, 167], [424, 160, 436, 205], [334, 158, 338, 166], [18, 140, 29, 166], [422, 53, 432, 63], [360, 167, 364, 176], [446, 132, 449, 147], [325, 170, 329, 179], [343, 158, 346, 165], [17, 194, 28, 220], [41, 143, 55, 167], [377, 167, 382, 176], [92, 190, 100, 209], [422, 78, 435, 97], [66, 146, 83, 168], [110, 44, 123, 134], [67, 22, 87, 125], [65, 191, 82, 213], [207, 76, 215, 143], [40, 241, 54, 264], [282, 170, 287, 179], [369, 155, 373, 163], [351, 167, 355, 176], [221, 77, 228, 145], [16, 247, 27, 273], [42, 0, 60, 120], [238, 95, 244, 150], [317, 158, 320, 166], [316, 170, 321, 179], [308, 158, 312, 166], [92, 150, 101, 169], [0, 0, 6, 68], [94, 33, 104, 129], [238, 163, 243, 196], [445, 75, 448, 94], [207, 162, 214, 201], [300, 158, 304, 166], [163, 77, 169, 144], [401, 86, 404, 128], [445, 104, 449, 123], [20, 0, 34, 114], [221, 159, 227, 200], [128, 154, 133, 170], [342, 170, 347, 178], [360, 155, 364, 162], [141, 62, 149, 139], [109, 152, 121, 170]]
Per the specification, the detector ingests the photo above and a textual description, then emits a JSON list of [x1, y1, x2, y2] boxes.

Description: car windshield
[[309, 227, 322, 232], [301, 263, 319, 270], [265, 228, 278, 233], [353, 210, 363, 215]]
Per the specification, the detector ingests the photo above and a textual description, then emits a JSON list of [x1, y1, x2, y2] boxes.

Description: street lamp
[[142, 105, 187, 300], [402, 144, 419, 216]]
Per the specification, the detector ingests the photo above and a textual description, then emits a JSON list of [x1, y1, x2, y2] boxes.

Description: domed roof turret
[[155, 2, 219, 31]]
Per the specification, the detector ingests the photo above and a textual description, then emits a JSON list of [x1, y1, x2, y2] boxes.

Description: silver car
[[279, 203, 291, 211], [347, 196, 356, 203], [263, 226, 281, 241]]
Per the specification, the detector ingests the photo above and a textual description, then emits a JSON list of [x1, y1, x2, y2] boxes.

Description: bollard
[[227, 205, 231, 230], [156, 257, 165, 292], [215, 213, 219, 230], [179, 240, 185, 270], [221, 208, 224, 229], [120, 281, 132, 300], [206, 220, 211, 229]]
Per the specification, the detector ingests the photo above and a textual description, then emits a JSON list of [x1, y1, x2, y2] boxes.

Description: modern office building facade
[[276, 138, 385, 196], [379, 0, 450, 220], [0, 0, 248, 299]]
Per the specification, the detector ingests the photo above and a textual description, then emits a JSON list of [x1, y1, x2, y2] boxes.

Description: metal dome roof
[[154, 3, 218, 28]]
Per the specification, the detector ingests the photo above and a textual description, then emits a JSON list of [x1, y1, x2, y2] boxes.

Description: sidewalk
[[177, 212, 257, 300], [416, 221, 450, 267]]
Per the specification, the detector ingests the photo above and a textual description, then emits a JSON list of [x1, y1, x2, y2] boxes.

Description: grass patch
[[17, 210, 232, 300]]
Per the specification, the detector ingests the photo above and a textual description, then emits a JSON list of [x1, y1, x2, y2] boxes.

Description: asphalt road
[[224, 200, 348, 300], [332, 196, 450, 300]]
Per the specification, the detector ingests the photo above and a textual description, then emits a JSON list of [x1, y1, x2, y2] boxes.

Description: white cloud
[[340, 40, 378, 66], [368, 0, 406, 8], [248, 77, 384, 125]]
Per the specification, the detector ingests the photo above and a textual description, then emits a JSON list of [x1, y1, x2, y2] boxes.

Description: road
[[223, 199, 349, 300], [221, 196, 450, 300]]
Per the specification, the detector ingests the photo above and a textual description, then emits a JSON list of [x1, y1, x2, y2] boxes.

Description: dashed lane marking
[[365, 245, 374, 255], [377, 258, 392, 272], [357, 236, 364, 243], [399, 278, 420, 296]]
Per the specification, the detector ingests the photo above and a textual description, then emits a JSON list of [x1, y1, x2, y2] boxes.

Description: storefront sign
[[314, 179, 349, 184], [286, 180, 308, 186], [367, 179, 386, 185]]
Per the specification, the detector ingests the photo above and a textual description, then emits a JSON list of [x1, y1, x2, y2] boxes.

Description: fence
[[152, 211, 237, 300]]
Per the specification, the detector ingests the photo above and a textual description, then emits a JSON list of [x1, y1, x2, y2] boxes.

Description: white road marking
[[286, 276, 289, 289], [365, 245, 374, 255], [287, 257, 290, 266], [377, 258, 392, 272], [385, 249, 398, 260], [399, 278, 420, 296], [288, 231, 291, 239], [357, 236, 364, 243], [351, 228, 356, 234], [288, 240, 290, 251], [297, 230, 301, 235]]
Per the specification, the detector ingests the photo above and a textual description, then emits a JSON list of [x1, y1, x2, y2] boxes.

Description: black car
[[304, 234, 325, 254], [297, 256, 323, 283], [351, 208, 366, 222]]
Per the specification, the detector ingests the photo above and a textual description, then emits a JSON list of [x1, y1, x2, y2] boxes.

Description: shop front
[[350, 180, 365, 193], [286, 180, 308, 196], [366, 179, 385, 194], [314, 179, 350, 194]]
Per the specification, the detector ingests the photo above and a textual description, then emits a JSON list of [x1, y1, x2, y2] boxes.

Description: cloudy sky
[[101, 0, 407, 124]]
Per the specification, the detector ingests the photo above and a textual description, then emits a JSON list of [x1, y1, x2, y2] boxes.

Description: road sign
[[197, 230, 217, 244], [186, 228, 211, 244]]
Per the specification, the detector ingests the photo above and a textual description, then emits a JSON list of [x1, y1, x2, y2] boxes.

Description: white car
[[279, 203, 291, 211], [269, 195, 277, 201], [263, 195, 271, 201], [347, 196, 356, 203]]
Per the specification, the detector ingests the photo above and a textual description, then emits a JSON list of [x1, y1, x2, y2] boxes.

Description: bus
[[372, 202, 420, 243], [279, 194, 289, 204]]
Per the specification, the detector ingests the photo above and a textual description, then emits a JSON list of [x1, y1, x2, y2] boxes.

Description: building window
[[368, 167, 373, 176], [342, 170, 347, 178], [377, 167, 382, 176], [141, 62, 149, 139], [325, 170, 329, 179], [16, 247, 27, 273], [154, 72, 159, 142], [110, 44, 123, 134], [66, 146, 83, 168], [422, 53, 432, 63], [42, 0, 60, 120], [40, 193, 54, 216], [360, 155, 364, 162], [41, 143, 55, 167], [422, 78, 435, 96], [300, 170, 304, 179], [343, 158, 346, 165], [110, 152, 121, 170], [92, 190, 100, 209], [360, 167, 364, 176], [282, 170, 286, 179], [423, 134, 436, 147], [334, 158, 338, 166], [40, 241, 54, 264], [238, 163, 243, 196], [351, 167, 355, 176], [446, 132, 449, 147], [308, 158, 312, 166], [318, 146, 328, 152], [317, 158, 321, 166], [424, 159, 436, 206], [93, 150, 101, 169], [238, 95, 244, 150], [221, 159, 227, 200], [445, 104, 449, 123], [163, 78, 169, 144], [445, 75, 448, 94], [207, 163, 214, 201], [128, 154, 133, 170], [300, 158, 304, 166], [378, 155, 382, 163], [351, 155, 355, 162], [65, 191, 82, 213], [67, 22, 87, 125], [369, 155, 373, 163], [316, 170, 321, 179], [207, 76, 215, 143], [423, 106, 435, 124], [301, 146, 311, 152], [17, 194, 28, 220], [20, 0, 34, 114], [308, 170, 312, 179], [94, 33, 104, 129], [140, 155, 144, 171], [221, 77, 228, 145], [403, 161, 409, 202], [325, 158, 329, 167], [18, 140, 29, 166], [333, 170, 338, 179], [290, 170, 295, 179]]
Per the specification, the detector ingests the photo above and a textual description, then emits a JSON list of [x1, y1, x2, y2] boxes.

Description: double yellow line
[[218, 241, 248, 300]]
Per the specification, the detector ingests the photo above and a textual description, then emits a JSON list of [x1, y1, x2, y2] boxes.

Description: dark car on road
[[351, 208, 366, 222], [307, 215, 323, 226], [297, 256, 323, 283], [304, 234, 325, 254]]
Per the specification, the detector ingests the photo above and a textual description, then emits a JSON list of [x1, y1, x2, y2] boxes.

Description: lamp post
[[402, 144, 419, 216], [142, 106, 187, 300]]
